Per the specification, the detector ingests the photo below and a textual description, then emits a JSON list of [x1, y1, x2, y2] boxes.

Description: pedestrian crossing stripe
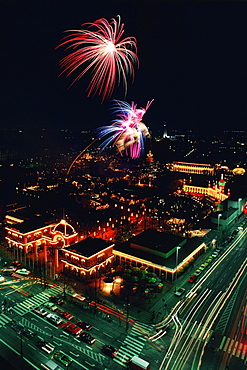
[[124, 338, 145, 350], [119, 347, 140, 356], [114, 323, 148, 366], [113, 356, 128, 367], [12, 286, 64, 315], [0, 313, 12, 327], [219, 336, 247, 360]]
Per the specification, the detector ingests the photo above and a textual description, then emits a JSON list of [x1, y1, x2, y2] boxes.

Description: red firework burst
[[56, 16, 139, 101]]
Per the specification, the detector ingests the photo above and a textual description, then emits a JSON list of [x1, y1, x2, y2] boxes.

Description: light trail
[[156, 237, 246, 370]]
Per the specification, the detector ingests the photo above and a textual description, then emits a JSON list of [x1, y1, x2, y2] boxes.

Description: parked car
[[44, 302, 58, 311], [53, 351, 73, 367], [212, 252, 219, 258], [10, 261, 22, 268], [188, 275, 197, 283], [0, 275, 6, 282], [36, 339, 55, 354], [2, 266, 17, 273], [174, 288, 185, 297], [79, 332, 96, 345], [194, 269, 202, 276], [49, 296, 64, 305], [77, 321, 92, 331], [15, 268, 31, 276], [46, 313, 63, 326], [63, 322, 82, 336], [101, 345, 118, 358], [10, 322, 34, 338], [33, 307, 48, 317], [58, 310, 74, 320]]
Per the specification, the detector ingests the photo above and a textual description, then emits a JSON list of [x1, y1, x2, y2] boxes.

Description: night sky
[[1, 0, 247, 136]]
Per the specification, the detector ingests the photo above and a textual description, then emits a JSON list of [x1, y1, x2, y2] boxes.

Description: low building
[[5, 216, 78, 267], [113, 229, 207, 282], [61, 237, 115, 280]]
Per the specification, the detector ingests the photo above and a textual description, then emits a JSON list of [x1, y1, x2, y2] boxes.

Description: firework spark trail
[[56, 16, 139, 101], [96, 99, 153, 158]]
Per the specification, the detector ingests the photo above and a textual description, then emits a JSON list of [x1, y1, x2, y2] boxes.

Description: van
[[127, 356, 151, 370]]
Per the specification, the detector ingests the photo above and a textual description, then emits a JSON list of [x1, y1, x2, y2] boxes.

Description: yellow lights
[[97, 252, 105, 258], [102, 281, 113, 294]]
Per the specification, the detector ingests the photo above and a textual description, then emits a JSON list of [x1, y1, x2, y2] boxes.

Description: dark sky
[[1, 0, 247, 135]]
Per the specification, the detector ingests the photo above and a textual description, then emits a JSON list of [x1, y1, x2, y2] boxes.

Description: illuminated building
[[172, 162, 214, 175], [61, 237, 115, 280], [113, 229, 206, 282], [5, 216, 78, 269], [146, 150, 154, 165], [183, 175, 229, 203]]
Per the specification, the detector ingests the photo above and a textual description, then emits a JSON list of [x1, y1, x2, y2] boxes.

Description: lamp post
[[217, 213, 222, 232], [175, 246, 181, 292], [238, 198, 242, 216]]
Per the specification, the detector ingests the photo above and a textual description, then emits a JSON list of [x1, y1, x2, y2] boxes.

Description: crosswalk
[[0, 313, 13, 328], [113, 322, 151, 367], [12, 285, 63, 316], [219, 335, 247, 361]]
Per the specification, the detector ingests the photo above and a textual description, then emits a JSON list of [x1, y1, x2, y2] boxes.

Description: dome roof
[[53, 219, 76, 236]]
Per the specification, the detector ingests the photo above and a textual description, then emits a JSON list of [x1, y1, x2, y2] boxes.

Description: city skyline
[[1, 1, 247, 137]]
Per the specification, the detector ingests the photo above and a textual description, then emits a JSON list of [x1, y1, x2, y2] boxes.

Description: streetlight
[[175, 246, 181, 292], [238, 198, 242, 215], [217, 213, 222, 232]]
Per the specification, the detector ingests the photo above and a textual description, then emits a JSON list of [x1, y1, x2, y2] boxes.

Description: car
[[2, 266, 17, 273], [188, 275, 197, 283], [10, 321, 34, 337], [77, 321, 92, 331], [174, 288, 185, 297], [53, 351, 73, 367], [10, 261, 22, 268], [49, 296, 64, 305], [15, 268, 31, 276], [79, 332, 96, 345], [194, 269, 202, 276], [0, 275, 6, 282], [46, 313, 63, 326], [33, 307, 48, 317], [58, 310, 74, 320], [71, 293, 86, 302], [101, 345, 118, 358], [44, 302, 58, 311], [36, 339, 55, 354], [198, 265, 206, 271], [206, 257, 212, 264], [63, 322, 82, 336], [212, 252, 219, 258]]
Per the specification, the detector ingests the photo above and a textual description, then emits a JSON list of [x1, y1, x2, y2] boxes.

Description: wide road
[[0, 272, 159, 370], [149, 226, 247, 370]]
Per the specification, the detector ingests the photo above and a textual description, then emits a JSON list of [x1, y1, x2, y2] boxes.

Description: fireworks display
[[96, 99, 154, 159], [57, 16, 139, 101]]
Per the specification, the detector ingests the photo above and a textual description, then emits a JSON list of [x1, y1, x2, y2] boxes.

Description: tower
[[163, 122, 168, 138]]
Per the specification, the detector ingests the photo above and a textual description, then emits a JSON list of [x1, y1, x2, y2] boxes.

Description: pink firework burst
[[96, 99, 154, 158], [56, 16, 139, 101]]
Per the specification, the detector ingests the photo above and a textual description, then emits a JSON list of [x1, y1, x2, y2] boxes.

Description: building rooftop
[[114, 230, 206, 270], [66, 237, 113, 258], [6, 218, 54, 234], [129, 229, 185, 253]]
